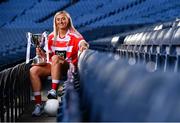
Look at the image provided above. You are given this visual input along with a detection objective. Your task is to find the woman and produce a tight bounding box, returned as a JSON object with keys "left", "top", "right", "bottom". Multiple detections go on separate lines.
{"left": 30, "top": 11, "right": 89, "bottom": 116}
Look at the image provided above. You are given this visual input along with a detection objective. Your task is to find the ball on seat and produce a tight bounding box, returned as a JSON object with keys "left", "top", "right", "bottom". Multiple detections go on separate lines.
{"left": 44, "top": 99, "right": 59, "bottom": 116}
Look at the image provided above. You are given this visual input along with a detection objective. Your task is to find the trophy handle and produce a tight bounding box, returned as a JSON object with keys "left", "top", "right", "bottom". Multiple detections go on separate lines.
{"left": 43, "top": 31, "right": 49, "bottom": 63}
{"left": 26, "top": 32, "right": 32, "bottom": 64}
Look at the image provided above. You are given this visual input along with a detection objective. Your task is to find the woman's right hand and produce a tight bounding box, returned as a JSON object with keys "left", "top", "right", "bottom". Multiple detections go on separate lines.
{"left": 36, "top": 47, "right": 45, "bottom": 58}
{"left": 36, "top": 47, "right": 41, "bottom": 55}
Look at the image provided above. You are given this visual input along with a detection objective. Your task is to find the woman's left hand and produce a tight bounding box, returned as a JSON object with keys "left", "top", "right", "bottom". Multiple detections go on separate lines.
{"left": 79, "top": 40, "right": 89, "bottom": 52}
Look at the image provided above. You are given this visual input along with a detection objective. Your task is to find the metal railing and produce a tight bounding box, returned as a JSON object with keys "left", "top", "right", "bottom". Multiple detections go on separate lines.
{"left": 0, "top": 62, "right": 31, "bottom": 122}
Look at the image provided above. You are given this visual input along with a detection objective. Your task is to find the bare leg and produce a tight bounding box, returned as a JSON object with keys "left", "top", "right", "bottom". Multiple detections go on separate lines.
{"left": 51, "top": 55, "right": 62, "bottom": 80}
{"left": 51, "top": 55, "right": 69, "bottom": 82}
{"left": 30, "top": 63, "right": 52, "bottom": 116}
{"left": 48, "top": 55, "right": 69, "bottom": 99}
{"left": 30, "top": 64, "right": 51, "bottom": 92}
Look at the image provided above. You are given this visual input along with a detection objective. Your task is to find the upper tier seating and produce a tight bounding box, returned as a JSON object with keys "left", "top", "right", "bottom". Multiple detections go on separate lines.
{"left": 0, "top": 0, "right": 180, "bottom": 66}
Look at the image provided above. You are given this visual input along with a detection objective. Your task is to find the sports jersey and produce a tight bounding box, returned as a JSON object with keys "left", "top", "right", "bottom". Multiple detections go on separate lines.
{"left": 47, "top": 30, "right": 85, "bottom": 66}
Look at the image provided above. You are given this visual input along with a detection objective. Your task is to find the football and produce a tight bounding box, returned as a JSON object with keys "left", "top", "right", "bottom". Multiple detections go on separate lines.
{"left": 44, "top": 99, "right": 59, "bottom": 116}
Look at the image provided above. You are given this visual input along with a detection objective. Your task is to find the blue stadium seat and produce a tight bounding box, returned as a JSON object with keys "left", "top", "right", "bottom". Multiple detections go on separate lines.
{"left": 79, "top": 50, "right": 180, "bottom": 121}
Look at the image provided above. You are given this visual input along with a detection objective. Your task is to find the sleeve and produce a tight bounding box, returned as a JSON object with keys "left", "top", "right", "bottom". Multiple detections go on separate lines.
{"left": 48, "top": 39, "right": 53, "bottom": 53}
{"left": 46, "top": 34, "right": 53, "bottom": 53}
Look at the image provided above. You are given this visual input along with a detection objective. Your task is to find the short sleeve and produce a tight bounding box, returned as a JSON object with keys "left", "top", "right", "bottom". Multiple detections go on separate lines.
{"left": 45, "top": 34, "right": 53, "bottom": 53}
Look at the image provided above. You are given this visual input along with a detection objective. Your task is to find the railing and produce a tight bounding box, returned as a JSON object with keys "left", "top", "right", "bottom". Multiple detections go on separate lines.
{"left": 0, "top": 62, "right": 31, "bottom": 122}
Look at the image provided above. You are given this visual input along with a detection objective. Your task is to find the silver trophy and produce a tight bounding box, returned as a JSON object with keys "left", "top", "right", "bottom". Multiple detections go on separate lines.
{"left": 26, "top": 32, "right": 49, "bottom": 65}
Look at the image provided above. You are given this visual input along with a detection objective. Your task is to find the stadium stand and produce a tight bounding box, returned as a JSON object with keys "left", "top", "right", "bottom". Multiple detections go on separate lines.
{"left": 78, "top": 50, "right": 180, "bottom": 121}
{"left": 0, "top": 0, "right": 179, "bottom": 67}
{"left": 0, "top": 0, "right": 180, "bottom": 122}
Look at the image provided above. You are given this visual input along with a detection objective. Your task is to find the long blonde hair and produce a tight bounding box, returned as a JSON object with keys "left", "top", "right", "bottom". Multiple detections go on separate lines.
{"left": 53, "top": 11, "right": 82, "bottom": 41}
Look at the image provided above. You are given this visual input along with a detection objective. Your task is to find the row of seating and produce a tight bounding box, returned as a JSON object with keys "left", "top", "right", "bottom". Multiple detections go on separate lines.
{"left": 76, "top": 0, "right": 146, "bottom": 31}
{"left": 90, "top": 19, "right": 180, "bottom": 72}
{"left": 0, "top": 28, "right": 43, "bottom": 65}
{"left": 0, "top": 0, "right": 179, "bottom": 67}
{"left": 119, "top": 20, "right": 180, "bottom": 72}
{"left": 78, "top": 49, "right": 180, "bottom": 121}
{"left": 0, "top": 0, "right": 72, "bottom": 66}
{"left": 0, "top": 0, "right": 36, "bottom": 27}
{"left": 78, "top": 0, "right": 180, "bottom": 32}
{"left": 1, "top": 0, "right": 179, "bottom": 31}
{"left": 3, "top": 0, "right": 70, "bottom": 28}
{"left": 57, "top": 65, "right": 81, "bottom": 122}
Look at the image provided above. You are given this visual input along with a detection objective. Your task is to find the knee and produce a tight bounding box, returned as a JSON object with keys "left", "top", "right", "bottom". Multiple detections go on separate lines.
{"left": 30, "top": 66, "right": 41, "bottom": 78}
{"left": 51, "top": 55, "right": 64, "bottom": 65}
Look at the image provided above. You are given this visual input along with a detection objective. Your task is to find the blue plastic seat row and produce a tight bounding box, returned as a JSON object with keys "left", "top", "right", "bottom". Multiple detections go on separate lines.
{"left": 78, "top": 49, "right": 180, "bottom": 121}
{"left": 77, "top": 0, "right": 180, "bottom": 31}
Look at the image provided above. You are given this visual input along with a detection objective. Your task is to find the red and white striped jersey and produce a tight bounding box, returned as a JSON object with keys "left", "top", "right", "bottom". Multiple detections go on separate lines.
{"left": 47, "top": 30, "right": 85, "bottom": 66}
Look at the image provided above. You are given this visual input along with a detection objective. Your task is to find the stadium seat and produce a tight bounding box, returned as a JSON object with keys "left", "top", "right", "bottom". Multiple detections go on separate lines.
{"left": 79, "top": 49, "right": 180, "bottom": 121}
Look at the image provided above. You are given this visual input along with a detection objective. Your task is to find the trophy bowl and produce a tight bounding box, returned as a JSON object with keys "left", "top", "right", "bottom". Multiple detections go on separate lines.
{"left": 31, "top": 34, "right": 46, "bottom": 65}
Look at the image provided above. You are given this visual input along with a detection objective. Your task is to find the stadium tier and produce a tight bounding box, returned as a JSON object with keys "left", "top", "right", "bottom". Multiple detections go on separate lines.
{"left": 0, "top": 0, "right": 180, "bottom": 122}
{"left": 0, "top": 0, "right": 180, "bottom": 67}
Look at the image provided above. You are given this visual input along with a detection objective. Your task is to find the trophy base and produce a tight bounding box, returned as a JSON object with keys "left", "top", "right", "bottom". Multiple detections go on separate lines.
{"left": 32, "top": 56, "right": 46, "bottom": 66}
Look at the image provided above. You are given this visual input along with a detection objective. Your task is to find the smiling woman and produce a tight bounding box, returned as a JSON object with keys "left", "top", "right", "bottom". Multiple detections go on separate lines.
{"left": 56, "top": 13, "right": 69, "bottom": 31}
{"left": 29, "top": 10, "right": 89, "bottom": 117}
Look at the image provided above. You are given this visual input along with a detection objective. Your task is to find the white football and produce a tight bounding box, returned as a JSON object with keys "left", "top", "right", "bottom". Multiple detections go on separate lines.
{"left": 44, "top": 99, "right": 59, "bottom": 116}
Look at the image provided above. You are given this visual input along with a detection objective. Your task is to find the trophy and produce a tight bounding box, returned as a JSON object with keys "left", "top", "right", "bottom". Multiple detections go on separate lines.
{"left": 26, "top": 31, "right": 49, "bottom": 65}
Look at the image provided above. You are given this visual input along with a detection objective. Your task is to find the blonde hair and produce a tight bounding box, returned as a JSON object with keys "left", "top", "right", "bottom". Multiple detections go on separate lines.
{"left": 53, "top": 10, "right": 82, "bottom": 41}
